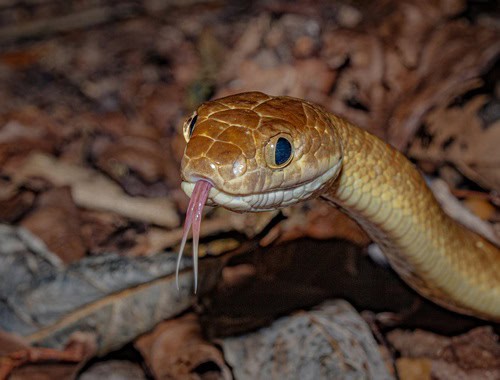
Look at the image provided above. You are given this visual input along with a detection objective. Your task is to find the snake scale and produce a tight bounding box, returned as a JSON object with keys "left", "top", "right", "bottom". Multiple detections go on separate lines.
{"left": 177, "top": 92, "right": 500, "bottom": 321}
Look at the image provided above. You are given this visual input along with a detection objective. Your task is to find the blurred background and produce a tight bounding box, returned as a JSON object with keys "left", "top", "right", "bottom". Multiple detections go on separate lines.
{"left": 0, "top": 1, "right": 499, "bottom": 379}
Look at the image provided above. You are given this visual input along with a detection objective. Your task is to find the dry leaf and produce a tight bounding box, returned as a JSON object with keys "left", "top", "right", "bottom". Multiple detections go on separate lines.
{"left": 429, "top": 179, "right": 500, "bottom": 245}
{"left": 262, "top": 199, "right": 370, "bottom": 247}
{"left": 410, "top": 96, "right": 500, "bottom": 192}
{"left": 0, "top": 108, "right": 58, "bottom": 167}
{"left": 0, "top": 331, "right": 96, "bottom": 380}
{"left": 388, "top": 327, "right": 500, "bottom": 379}
{"left": 462, "top": 197, "right": 495, "bottom": 221}
{"left": 135, "top": 313, "right": 232, "bottom": 380}
{"left": 79, "top": 210, "right": 128, "bottom": 255}
{"left": 21, "top": 187, "right": 86, "bottom": 264}
{"left": 321, "top": 1, "right": 499, "bottom": 148}
{"left": 395, "top": 358, "right": 432, "bottom": 380}
{"left": 0, "top": 224, "right": 211, "bottom": 356}
{"left": 10, "top": 153, "right": 179, "bottom": 228}
{"left": 0, "top": 190, "right": 34, "bottom": 223}
{"left": 92, "top": 135, "right": 169, "bottom": 186}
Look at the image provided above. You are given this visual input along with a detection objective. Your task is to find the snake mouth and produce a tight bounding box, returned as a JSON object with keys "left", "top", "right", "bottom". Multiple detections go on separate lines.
{"left": 181, "top": 160, "right": 341, "bottom": 212}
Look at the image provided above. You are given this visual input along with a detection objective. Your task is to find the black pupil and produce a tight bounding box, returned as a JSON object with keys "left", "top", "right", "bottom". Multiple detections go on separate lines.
{"left": 275, "top": 137, "right": 292, "bottom": 165}
{"left": 189, "top": 114, "right": 198, "bottom": 136}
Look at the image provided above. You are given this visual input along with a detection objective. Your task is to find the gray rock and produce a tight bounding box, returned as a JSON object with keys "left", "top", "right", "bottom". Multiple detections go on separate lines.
{"left": 222, "top": 300, "right": 393, "bottom": 380}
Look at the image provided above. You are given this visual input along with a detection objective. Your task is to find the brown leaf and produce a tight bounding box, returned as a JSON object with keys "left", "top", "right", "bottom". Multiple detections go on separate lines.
{"left": 410, "top": 96, "right": 500, "bottom": 192}
{"left": 89, "top": 112, "right": 182, "bottom": 195}
{"left": 21, "top": 187, "right": 86, "bottom": 264}
{"left": 441, "top": 327, "right": 500, "bottom": 370}
{"left": 431, "top": 360, "right": 500, "bottom": 380}
{"left": 79, "top": 210, "right": 128, "bottom": 255}
{"left": 374, "top": 0, "right": 465, "bottom": 69}
{"left": 388, "top": 20, "right": 500, "bottom": 148}
{"left": 0, "top": 107, "right": 59, "bottom": 167}
{"left": 319, "top": 1, "right": 499, "bottom": 148}
{"left": 387, "top": 329, "right": 451, "bottom": 358}
{"left": 428, "top": 179, "right": 500, "bottom": 245}
{"left": 0, "top": 331, "right": 96, "bottom": 380}
{"left": 462, "top": 197, "right": 496, "bottom": 221}
{"left": 323, "top": 30, "right": 388, "bottom": 137}
{"left": 0, "top": 190, "right": 34, "bottom": 223}
{"left": 219, "top": 57, "right": 335, "bottom": 105}
{"left": 0, "top": 47, "right": 44, "bottom": 69}
{"left": 261, "top": 199, "right": 370, "bottom": 247}
{"left": 388, "top": 327, "right": 500, "bottom": 379}
{"left": 0, "top": 331, "right": 29, "bottom": 356}
{"left": 11, "top": 153, "right": 179, "bottom": 228}
{"left": 135, "top": 313, "right": 232, "bottom": 380}
{"left": 92, "top": 135, "right": 170, "bottom": 187}
{"left": 218, "top": 14, "right": 271, "bottom": 85}
{"left": 395, "top": 358, "right": 432, "bottom": 380}
{"left": 139, "top": 84, "right": 186, "bottom": 133}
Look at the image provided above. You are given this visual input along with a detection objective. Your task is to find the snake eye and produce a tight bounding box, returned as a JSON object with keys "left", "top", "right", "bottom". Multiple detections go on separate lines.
{"left": 183, "top": 113, "right": 198, "bottom": 142}
{"left": 265, "top": 134, "right": 294, "bottom": 169}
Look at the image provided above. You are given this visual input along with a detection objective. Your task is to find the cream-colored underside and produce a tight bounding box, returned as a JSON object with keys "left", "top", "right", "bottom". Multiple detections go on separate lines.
{"left": 182, "top": 160, "right": 342, "bottom": 212}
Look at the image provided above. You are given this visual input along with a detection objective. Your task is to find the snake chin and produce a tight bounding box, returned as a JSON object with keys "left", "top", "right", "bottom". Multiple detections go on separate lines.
{"left": 181, "top": 160, "right": 342, "bottom": 212}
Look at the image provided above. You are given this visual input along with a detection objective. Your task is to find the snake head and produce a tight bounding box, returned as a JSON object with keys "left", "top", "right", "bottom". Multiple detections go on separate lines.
{"left": 180, "top": 92, "right": 343, "bottom": 212}
{"left": 177, "top": 92, "right": 343, "bottom": 292}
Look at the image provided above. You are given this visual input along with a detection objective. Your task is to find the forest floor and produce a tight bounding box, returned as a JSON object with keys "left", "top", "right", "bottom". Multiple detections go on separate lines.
{"left": 0, "top": 1, "right": 499, "bottom": 379}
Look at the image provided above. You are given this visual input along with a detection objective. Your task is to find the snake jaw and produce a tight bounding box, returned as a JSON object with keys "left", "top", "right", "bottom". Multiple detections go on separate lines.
{"left": 181, "top": 159, "right": 342, "bottom": 212}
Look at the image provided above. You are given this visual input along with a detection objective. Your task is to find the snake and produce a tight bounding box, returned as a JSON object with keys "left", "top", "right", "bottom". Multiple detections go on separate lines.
{"left": 176, "top": 91, "right": 500, "bottom": 321}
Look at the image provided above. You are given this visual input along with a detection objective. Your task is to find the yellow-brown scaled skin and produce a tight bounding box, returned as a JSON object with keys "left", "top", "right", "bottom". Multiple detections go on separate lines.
{"left": 180, "top": 92, "right": 500, "bottom": 321}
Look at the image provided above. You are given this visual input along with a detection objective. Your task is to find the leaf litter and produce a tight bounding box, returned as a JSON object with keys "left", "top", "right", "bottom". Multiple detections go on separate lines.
{"left": 0, "top": 0, "right": 499, "bottom": 378}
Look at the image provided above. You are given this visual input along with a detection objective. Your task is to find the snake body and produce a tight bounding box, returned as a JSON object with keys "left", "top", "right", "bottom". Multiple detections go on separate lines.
{"left": 180, "top": 92, "right": 500, "bottom": 321}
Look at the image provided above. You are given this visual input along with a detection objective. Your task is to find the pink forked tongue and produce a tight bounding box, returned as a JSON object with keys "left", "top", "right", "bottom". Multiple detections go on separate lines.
{"left": 176, "top": 180, "right": 212, "bottom": 293}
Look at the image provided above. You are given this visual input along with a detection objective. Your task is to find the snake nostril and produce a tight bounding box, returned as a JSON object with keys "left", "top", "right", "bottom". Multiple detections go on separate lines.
{"left": 232, "top": 156, "right": 247, "bottom": 177}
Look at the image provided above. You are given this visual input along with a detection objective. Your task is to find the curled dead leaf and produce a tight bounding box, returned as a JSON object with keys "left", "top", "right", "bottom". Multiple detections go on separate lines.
{"left": 135, "top": 314, "right": 232, "bottom": 380}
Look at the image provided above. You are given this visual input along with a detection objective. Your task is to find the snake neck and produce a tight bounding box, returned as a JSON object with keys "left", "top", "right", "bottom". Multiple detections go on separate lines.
{"left": 322, "top": 115, "right": 500, "bottom": 321}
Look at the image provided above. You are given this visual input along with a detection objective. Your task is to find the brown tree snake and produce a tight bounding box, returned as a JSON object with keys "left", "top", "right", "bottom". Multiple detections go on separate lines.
{"left": 176, "top": 92, "right": 500, "bottom": 321}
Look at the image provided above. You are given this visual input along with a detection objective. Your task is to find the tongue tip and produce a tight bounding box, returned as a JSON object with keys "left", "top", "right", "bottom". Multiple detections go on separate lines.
{"left": 177, "top": 179, "right": 212, "bottom": 293}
